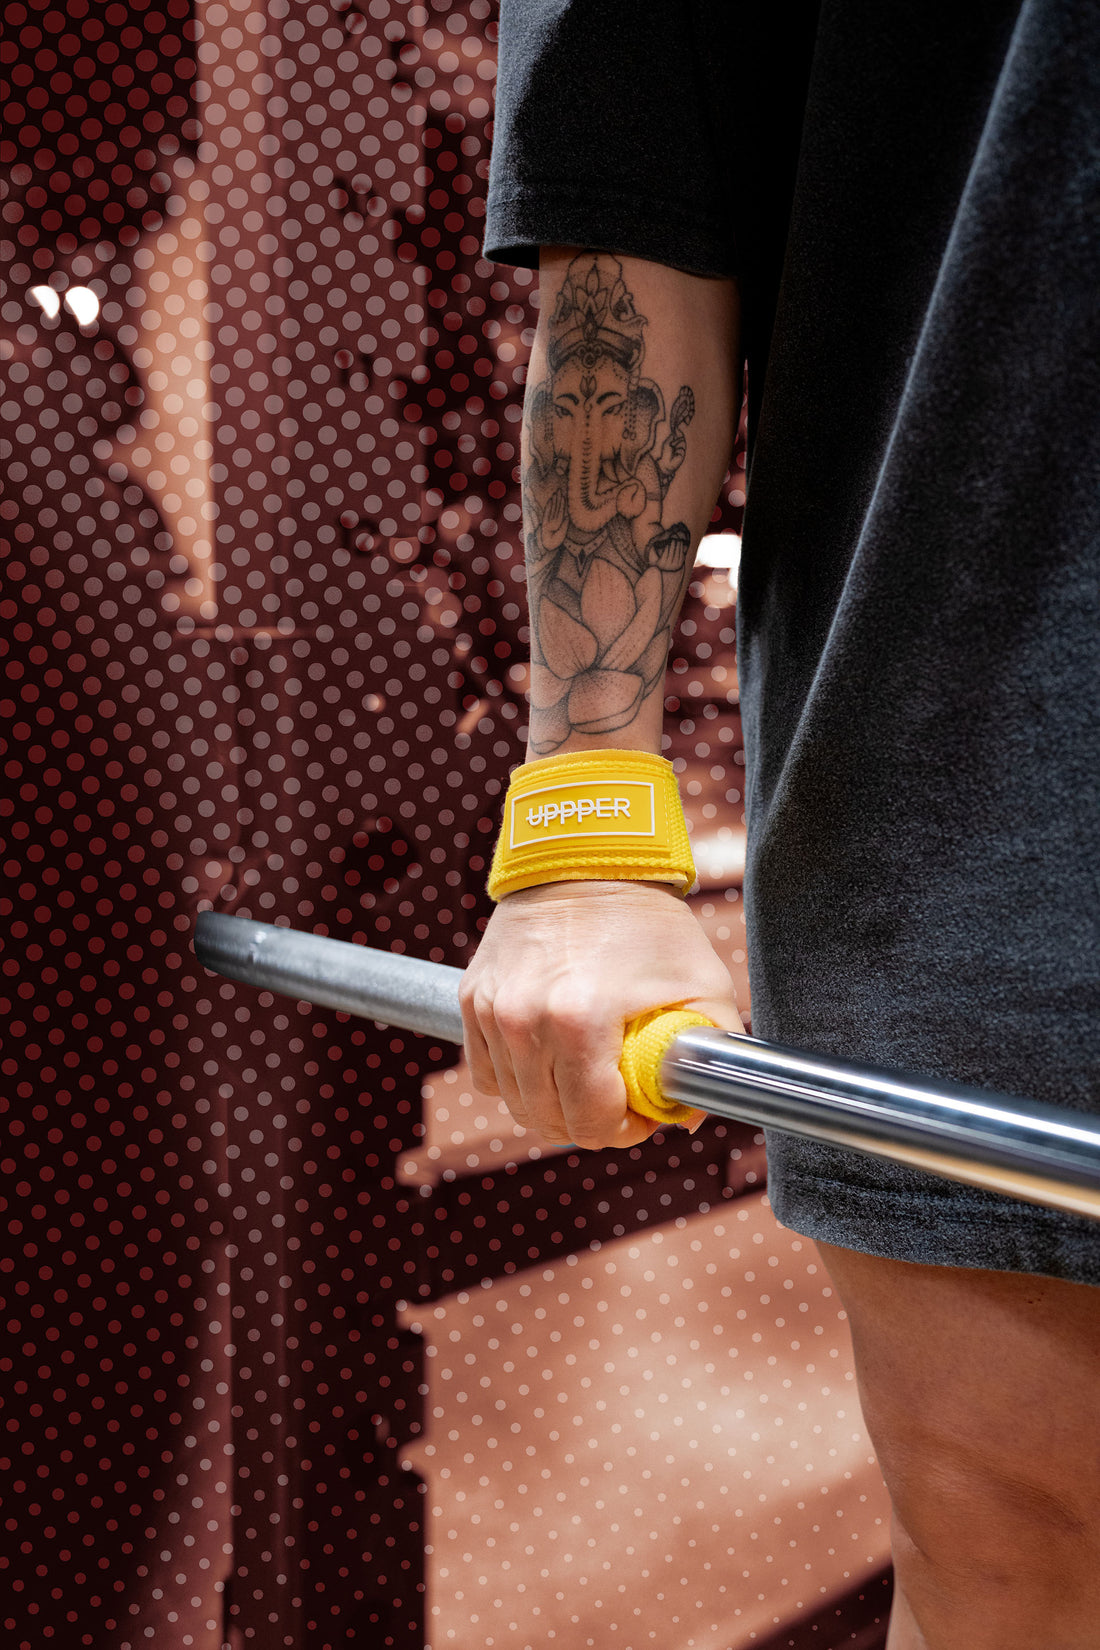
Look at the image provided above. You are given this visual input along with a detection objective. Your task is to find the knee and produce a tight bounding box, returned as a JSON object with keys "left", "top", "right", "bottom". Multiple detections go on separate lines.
{"left": 887, "top": 1452, "right": 1098, "bottom": 1649}
{"left": 893, "top": 1467, "right": 1089, "bottom": 1577}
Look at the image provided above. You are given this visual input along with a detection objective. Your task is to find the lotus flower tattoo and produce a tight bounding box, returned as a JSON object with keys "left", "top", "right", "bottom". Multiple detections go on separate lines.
{"left": 525, "top": 253, "right": 694, "bottom": 752}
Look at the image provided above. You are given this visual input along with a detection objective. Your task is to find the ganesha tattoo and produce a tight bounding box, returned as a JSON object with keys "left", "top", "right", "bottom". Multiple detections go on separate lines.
{"left": 524, "top": 252, "right": 694, "bottom": 753}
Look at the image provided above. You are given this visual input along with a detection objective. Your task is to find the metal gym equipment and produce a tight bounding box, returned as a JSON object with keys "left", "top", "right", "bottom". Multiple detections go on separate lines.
{"left": 194, "top": 911, "right": 1100, "bottom": 1223}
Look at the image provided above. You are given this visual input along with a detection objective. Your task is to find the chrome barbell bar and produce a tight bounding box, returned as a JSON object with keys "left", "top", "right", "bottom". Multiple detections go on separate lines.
{"left": 194, "top": 911, "right": 1100, "bottom": 1223}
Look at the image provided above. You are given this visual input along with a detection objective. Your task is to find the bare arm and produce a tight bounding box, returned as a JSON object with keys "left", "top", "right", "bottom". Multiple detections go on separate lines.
{"left": 523, "top": 248, "right": 739, "bottom": 756}
{"left": 459, "top": 249, "right": 743, "bottom": 1149}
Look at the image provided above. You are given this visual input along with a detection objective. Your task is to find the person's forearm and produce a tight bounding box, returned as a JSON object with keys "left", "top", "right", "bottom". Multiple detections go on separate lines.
{"left": 522, "top": 247, "right": 740, "bottom": 758}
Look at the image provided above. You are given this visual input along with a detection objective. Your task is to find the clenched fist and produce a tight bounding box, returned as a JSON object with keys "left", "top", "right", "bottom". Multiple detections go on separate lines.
{"left": 459, "top": 880, "right": 743, "bottom": 1150}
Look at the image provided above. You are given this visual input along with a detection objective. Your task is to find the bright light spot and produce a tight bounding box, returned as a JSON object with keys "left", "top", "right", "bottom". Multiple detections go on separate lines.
{"left": 693, "top": 827, "right": 747, "bottom": 886}
{"left": 29, "top": 285, "right": 61, "bottom": 318}
{"left": 64, "top": 287, "right": 100, "bottom": 325}
{"left": 696, "top": 533, "right": 741, "bottom": 579}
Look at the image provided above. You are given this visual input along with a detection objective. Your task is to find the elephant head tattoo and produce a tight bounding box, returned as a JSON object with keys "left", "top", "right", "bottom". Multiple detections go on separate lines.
{"left": 524, "top": 253, "right": 695, "bottom": 752}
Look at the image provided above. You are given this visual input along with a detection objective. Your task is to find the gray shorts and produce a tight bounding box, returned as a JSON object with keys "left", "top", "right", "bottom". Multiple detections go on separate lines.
{"left": 765, "top": 1131, "right": 1100, "bottom": 1287}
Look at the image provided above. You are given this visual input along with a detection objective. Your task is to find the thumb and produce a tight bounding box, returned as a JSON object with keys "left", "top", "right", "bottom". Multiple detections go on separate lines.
{"left": 629, "top": 993, "right": 744, "bottom": 1135}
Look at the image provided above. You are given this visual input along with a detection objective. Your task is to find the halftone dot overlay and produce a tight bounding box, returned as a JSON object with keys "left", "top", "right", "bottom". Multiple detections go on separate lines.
{"left": 1, "top": 4, "right": 884, "bottom": 1648}
{"left": 400, "top": 1206, "right": 889, "bottom": 1649}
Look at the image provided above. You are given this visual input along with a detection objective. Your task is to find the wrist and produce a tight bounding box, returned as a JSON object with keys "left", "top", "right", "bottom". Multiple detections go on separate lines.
{"left": 487, "top": 747, "right": 695, "bottom": 902}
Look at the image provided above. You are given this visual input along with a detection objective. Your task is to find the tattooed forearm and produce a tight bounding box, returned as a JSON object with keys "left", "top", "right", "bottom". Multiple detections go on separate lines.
{"left": 524, "top": 252, "right": 695, "bottom": 754}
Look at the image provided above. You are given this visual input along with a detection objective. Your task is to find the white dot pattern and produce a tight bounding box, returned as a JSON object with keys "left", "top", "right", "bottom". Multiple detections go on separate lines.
{"left": 399, "top": 1199, "right": 891, "bottom": 1648}
{"left": 0, "top": 0, "right": 879, "bottom": 1645}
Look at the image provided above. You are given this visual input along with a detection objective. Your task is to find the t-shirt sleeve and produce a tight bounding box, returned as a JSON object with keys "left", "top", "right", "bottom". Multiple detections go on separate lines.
{"left": 485, "top": 0, "right": 739, "bottom": 278}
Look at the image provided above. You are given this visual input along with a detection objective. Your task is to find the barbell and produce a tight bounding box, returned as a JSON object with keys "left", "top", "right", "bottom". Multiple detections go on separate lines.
{"left": 194, "top": 911, "right": 1100, "bottom": 1224}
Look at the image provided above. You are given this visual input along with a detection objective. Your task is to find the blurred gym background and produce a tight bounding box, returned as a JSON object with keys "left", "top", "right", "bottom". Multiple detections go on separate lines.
{"left": 0, "top": 1, "right": 892, "bottom": 1644}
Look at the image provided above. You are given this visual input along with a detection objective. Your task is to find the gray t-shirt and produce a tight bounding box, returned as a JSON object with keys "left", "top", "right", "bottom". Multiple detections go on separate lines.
{"left": 484, "top": 0, "right": 1100, "bottom": 1282}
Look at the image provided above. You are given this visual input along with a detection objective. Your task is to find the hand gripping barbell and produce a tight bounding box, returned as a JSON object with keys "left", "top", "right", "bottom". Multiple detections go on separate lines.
{"left": 194, "top": 912, "right": 1100, "bottom": 1223}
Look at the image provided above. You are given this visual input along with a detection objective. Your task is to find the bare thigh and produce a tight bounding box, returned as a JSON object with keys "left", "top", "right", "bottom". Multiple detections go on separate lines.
{"left": 815, "top": 1240, "right": 1100, "bottom": 1650}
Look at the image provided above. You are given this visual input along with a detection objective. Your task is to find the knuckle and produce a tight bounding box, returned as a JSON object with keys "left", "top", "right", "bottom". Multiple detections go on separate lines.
{"left": 469, "top": 986, "right": 500, "bottom": 1027}
{"left": 469, "top": 1057, "right": 500, "bottom": 1097}
{"left": 493, "top": 992, "right": 536, "bottom": 1039}
{"left": 458, "top": 980, "right": 493, "bottom": 1030}
{"left": 457, "top": 974, "right": 477, "bottom": 1012}
{"left": 568, "top": 1129, "right": 608, "bottom": 1152}
{"left": 544, "top": 986, "right": 593, "bottom": 1038}
{"left": 540, "top": 1128, "right": 574, "bottom": 1147}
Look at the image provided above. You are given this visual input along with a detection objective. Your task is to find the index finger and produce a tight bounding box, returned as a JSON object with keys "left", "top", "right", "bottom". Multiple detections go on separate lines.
{"left": 550, "top": 1016, "right": 663, "bottom": 1151}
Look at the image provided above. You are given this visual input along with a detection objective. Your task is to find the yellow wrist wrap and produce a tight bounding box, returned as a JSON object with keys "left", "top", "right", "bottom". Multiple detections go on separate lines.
{"left": 619, "top": 1007, "right": 716, "bottom": 1125}
{"left": 487, "top": 748, "right": 696, "bottom": 902}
